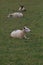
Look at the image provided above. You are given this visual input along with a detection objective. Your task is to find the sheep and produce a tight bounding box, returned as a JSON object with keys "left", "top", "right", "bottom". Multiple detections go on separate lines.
{"left": 18, "top": 5, "right": 26, "bottom": 12}
{"left": 7, "top": 12, "right": 23, "bottom": 18}
{"left": 10, "top": 26, "right": 31, "bottom": 39}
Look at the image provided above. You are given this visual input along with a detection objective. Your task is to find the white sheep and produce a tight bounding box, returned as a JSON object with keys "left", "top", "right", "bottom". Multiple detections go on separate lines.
{"left": 10, "top": 26, "right": 31, "bottom": 39}
{"left": 7, "top": 12, "right": 23, "bottom": 18}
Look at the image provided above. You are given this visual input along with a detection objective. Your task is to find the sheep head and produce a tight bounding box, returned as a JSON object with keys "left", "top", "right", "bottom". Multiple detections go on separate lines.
{"left": 23, "top": 26, "right": 31, "bottom": 32}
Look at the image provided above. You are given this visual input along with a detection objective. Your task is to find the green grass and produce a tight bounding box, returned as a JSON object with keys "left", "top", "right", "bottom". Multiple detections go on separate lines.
{"left": 0, "top": 0, "right": 43, "bottom": 65}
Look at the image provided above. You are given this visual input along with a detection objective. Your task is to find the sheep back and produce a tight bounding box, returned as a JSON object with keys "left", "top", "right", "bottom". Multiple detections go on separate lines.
{"left": 10, "top": 30, "right": 25, "bottom": 38}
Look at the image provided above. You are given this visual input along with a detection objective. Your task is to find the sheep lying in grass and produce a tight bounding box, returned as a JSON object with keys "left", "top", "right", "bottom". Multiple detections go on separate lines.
{"left": 18, "top": 5, "right": 26, "bottom": 12}
{"left": 7, "top": 12, "right": 23, "bottom": 18}
{"left": 10, "top": 26, "right": 31, "bottom": 39}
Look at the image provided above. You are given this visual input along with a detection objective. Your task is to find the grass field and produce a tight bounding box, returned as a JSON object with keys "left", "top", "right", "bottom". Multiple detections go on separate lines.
{"left": 0, "top": 0, "right": 43, "bottom": 65}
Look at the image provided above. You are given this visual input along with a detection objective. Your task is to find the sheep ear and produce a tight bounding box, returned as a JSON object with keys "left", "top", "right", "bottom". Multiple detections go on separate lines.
{"left": 24, "top": 27, "right": 25, "bottom": 29}
{"left": 23, "top": 26, "right": 26, "bottom": 29}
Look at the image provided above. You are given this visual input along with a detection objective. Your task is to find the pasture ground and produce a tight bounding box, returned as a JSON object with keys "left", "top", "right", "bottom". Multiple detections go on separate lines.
{"left": 0, "top": 0, "right": 43, "bottom": 65}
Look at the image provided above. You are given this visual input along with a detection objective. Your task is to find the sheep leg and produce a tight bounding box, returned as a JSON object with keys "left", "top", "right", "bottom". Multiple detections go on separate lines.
{"left": 24, "top": 35, "right": 29, "bottom": 39}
